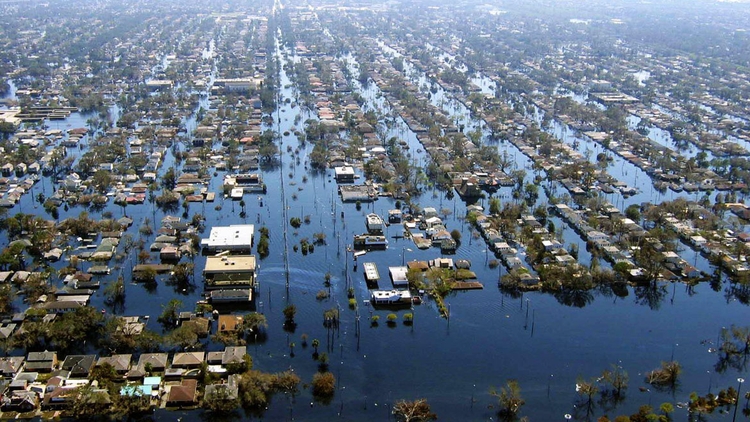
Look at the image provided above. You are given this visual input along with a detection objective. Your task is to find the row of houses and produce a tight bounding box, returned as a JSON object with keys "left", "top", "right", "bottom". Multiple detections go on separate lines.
{"left": 0, "top": 346, "right": 248, "bottom": 412}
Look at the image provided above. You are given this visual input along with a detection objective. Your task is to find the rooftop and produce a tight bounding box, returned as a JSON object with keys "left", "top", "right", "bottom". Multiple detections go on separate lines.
{"left": 201, "top": 224, "right": 254, "bottom": 251}
{"left": 204, "top": 255, "right": 256, "bottom": 274}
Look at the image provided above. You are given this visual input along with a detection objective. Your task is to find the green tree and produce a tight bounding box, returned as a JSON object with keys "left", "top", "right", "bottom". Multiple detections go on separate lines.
{"left": 89, "top": 362, "right": 120, "bottom": 390}
{"left": 312, "top": 338, "right": 320, "bottom": 354}
{"left": 113, "top": 391, "right": 151, "bottom": 418}
{"left": 91, "top": 170, "right": 112, "bottom": 193}
{"left": 625, "top": 204, "right": 641, "bottom": 222}
{"left": 169, "top": 263, "right": 194, "bottom": 287}
{"left": 283, "top": 304, "right": 297, "bottom": 323}
{"left": 489, "top": 197, "right": 501, "bottom": 215}
{"left": 166, "top": 324, "right": 200, "bottom": 350}
{"left": 69, "top": 384, "right": 111, "bottom": 419}
{"left": 48, "top": 306, "right": 105, "bottom": 351}
{"left": 104, "top": 276, "right": 125, "bottom": 306}
{"left": 157, "top": 299, "right": 182, "bottom": 329}
{"left": 203, "top": 384, "right": 240, "bottom": 414}
{"left": 243, "top": 312, "right": 268, "bottom": 334}
{"left": 659, "top": 402, "right": 674, "bottom": 419}
{"left": 161, "top": 166, "right": 177, "bottom": 190}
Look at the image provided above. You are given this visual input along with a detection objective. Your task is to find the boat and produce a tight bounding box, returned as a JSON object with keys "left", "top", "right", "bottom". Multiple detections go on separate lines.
{"left": 370, "top": 289, "right": 412, "bottom": 305}
{"left": 366, "top": 213, "right": 385, "bottom": 234}
{"left": 353, "top": 234, "right": 388, "bottom": 250}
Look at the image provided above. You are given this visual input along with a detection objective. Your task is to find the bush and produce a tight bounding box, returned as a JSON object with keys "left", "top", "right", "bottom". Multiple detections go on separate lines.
{"left": 312, "top": 372, "right": 336, "bottom": 398}
{"left": 290, "top": 217, "right": 302, "bottom": 228}
{"left": 386, "top": 313, "right": 397, "bottom": 324}
{"left": 257, "top": 236, "right": 270, "bottom": 258}
{"left": 348, "top": 298, "right": 357, "bottom": 309}
{"left": 316, "top": 290, "right": 330, "bottom": 300}
{"left": 646, "top": 361, "right": 681, "bottom": 387}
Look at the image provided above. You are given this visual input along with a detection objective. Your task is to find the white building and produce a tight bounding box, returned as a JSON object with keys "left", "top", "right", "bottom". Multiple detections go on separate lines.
{"left": 388, "top": 266, "right": 409, "bottom": 287}
{"left": 201, "top": 225, "right": 255, "bottom": 252}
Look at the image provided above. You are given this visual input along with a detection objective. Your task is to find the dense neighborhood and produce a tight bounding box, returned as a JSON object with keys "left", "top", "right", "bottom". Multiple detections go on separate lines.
{"left": 0, "top": 0, "right": 749, "bottom": 420}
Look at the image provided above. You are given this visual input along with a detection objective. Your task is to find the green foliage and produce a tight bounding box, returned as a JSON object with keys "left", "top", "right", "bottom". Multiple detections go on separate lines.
{"left": 169, "top": 263, "right": 194, "bottom": 287}
{"left": 257, "top": 226, "right": 270, "bottom": 258}
{"left": 68, "top": 384, "right": 111, "bottom": 419}
{"left": 625, "top": 204, "right": 642, "bottom": 222}
{"left": 203, "top": 383, "right": 240, "bottom": 414}
{"left": 157, "top": 299, "right": 183, "bottom": 329}
{"left": 46, "top": 306, "right": 105, "bottom": 351}
{"left": 226, "top": 354, "right": 253, "bottom": 375}
{"left": 112, "top": 391, "right": 151, "bottom": 418}
{"left": 238, "top": 369, "right": 301, "bottom": 409}
{"left": 490, "top": 198, "right": 501, "bottom": 214}
{"left": 166, "top": 324, "right": 200, "bottom": 350}
{"left": 323, "top": 307, "right": 339, "bottom": 323}
{"left": 243, "top": 312, "right": 268, "bottom": 333}
{"left": 104, "top": 276, "right": 125, "bottom": 306}
{"left": 89, "top": 363, "right": 121, "bottom": 390}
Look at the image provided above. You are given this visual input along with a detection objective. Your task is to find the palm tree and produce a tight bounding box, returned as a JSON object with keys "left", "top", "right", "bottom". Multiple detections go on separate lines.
{"left": 312, "top": 339, "right": 320, "bottom": 355}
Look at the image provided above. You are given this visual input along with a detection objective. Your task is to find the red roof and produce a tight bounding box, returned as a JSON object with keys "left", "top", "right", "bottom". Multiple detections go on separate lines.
{"left": 168, "top": 379, "right": 197, "bottom": 404}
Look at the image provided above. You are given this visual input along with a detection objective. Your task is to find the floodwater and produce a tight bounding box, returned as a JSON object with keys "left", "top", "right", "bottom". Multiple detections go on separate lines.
{"left": 2, "top": 28, "right": 749, "bottom": 422}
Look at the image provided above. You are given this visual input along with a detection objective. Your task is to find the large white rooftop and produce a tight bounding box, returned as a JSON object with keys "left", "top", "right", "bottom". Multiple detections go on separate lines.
{"left": 201, "top": 224, "right": 254, "bottom": 251}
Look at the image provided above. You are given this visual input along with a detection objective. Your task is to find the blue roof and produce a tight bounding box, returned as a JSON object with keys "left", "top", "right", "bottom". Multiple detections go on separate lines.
{"left": 143, "top": 376, "right": 161, "bottom": 386}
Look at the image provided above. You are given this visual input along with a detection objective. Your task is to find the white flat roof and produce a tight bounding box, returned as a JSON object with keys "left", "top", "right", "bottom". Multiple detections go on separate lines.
{"left": 201, "top": 225, "right": 254, "bottom": 250}
{"left": 204, "top": 255, "right": 256, "bottom": 273}
{"left": 334, "top": 166, "right": 355, "bottom": 176}
{"left": 389, "top": 266, "right": 408, "bottom": 285}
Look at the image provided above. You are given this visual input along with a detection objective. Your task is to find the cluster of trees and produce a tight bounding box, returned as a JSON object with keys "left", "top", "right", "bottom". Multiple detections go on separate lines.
{"left": 4, "top": 306, "right": 105, "bottom": 353}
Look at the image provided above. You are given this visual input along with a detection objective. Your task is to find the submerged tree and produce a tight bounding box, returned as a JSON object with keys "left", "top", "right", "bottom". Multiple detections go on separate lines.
{"left": 715, "top": 325, "right": 750, "bottom": 373}
{"left": 645, "top": 361, "right": 682, "bottom": 390}
{"left": 311, "top": 372, "right": 336, "bottom": 402}
{"left": 490, "top": 379, "right": 525, "bottom": 420}
{"left": 393, "top": 399, "right": 438, "bottom": 422}
{"left": 157, "top": 299, "right": 182, "bottom": 329}
{"left": 599, "top": 364, "right": 628, "bottom": 410}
